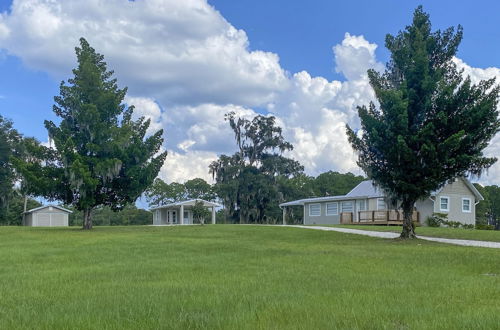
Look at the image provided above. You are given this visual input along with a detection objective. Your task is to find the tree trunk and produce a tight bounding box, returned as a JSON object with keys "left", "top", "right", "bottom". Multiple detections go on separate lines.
{"left": 239, "top": 209, "right": 245, "bottom": 224}
{"left": 22, "top": 194, "right": 28, "bottom": 225}
{"left": 400, "top": 200, "right": 416, "bottom": 239}
{"left": 83, "top": 208, "right": 93, "bottom": 230}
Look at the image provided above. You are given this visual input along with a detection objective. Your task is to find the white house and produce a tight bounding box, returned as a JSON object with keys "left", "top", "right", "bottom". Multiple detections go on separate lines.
{"left": 280, "top": 177, "right": 483, "bottom": 226}
{"left": 23, "top": 205, "right": 72, "bottom": 227}
{"left": 151, "top": 199, "right": 220, "bottom": 225}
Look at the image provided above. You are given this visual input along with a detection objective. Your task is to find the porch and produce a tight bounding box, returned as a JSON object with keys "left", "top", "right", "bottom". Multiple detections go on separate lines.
{"left": 340, "top": 210, "right": 420, "bottom": 225}
{"left": 151, "top": 199, "right": 220, "bottom": 225}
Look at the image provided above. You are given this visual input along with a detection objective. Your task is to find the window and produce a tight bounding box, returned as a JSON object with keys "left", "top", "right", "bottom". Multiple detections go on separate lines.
{"left": 341, "top": 201, "right": 353, "bottom": 213}
{"left": 462, "top": 198, "right": 471, "bottom": 213}
{"left": 309, "top": 204, "right": 321, "bottom": 216}
{"left": 357, "top": 200, "right": 366, "bottom": 211}
{"left": 326, "top": 202, "right": 338, "bottom": 216}
{"left": 439, "top": 196, "right": 449, "bottom": 212}
{"left": 377, "top": 198, "right": 386, "bottom": 210}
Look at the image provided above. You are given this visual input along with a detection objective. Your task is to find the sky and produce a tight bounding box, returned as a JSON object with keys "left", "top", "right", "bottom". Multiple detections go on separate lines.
{"left": 0, "top": 0, "right": 499, "bottom": 189}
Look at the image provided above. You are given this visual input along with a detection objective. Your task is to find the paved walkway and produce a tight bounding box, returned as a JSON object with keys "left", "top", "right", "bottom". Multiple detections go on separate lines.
{"left": 286, "top": 225, "right": 500, "bottom": 249}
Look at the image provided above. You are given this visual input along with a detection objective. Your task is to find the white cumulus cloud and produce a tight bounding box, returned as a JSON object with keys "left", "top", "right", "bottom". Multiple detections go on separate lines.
{"left": 0, "top": 0, "right": 498, "bottom": 187}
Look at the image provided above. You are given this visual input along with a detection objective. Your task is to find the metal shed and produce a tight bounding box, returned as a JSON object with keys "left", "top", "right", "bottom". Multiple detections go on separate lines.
{"left": 23, "top": 205, "right": 72, "bottom": 227}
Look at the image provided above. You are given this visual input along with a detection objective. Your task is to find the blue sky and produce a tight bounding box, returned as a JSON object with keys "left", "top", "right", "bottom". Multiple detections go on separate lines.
{"left": 210, "top": 0, "right": 500, "bottom": 77}
{"left": 0, "top": 0, "right": 499, "bottom": 187}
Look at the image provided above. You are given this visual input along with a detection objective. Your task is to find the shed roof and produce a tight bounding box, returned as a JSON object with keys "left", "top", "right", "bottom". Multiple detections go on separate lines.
{"left": 24, "top": 205, "right": 73, "bottom": 214}
{"left": 150, "top": 199, "right": 221, "bottom": 210}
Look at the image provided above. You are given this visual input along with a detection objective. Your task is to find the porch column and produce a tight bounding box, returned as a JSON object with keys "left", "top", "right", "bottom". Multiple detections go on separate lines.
{"left": 282, "top": 207, "right": 286, "bottom": 225}
{"left": 211, "top": 206, "right": 216, "bottom": 224}
{"left": 180, "top": 205, "right": 184, "bottom": 225}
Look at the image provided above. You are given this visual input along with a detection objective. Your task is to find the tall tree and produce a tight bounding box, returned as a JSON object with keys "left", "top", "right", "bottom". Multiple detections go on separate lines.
{"left": 347, "top": 7, "right": 499, "bottom": 238}
{"left": 15, "top": 38, "right": 167, "bottom": 229}
{"left": 0, "top": 115, "right": 23, "bottom": 221}
{"left": 210, "top": 112, "right": 303, "bottom": 223}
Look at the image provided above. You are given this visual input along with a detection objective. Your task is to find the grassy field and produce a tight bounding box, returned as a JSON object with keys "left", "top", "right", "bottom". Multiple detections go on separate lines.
{"left": 1, "top": 225, "right": 499, "bottom": 329}
{"left": 332, "top": 224, "right": 500, "bottom": 242}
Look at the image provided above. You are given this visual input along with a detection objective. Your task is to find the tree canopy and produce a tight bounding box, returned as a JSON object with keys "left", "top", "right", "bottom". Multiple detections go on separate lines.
{"left": 145, "top": 177, "right": 215, "bottom": 207}
{"left": 347, "top": 6, "right": 500, "bottom": 238}
{"left": 14, "top": 38, "right": 167, "bottom": 229}
{"left": 0, "top": 115, "right": 21, "bottom": 220}
{"left": 210, "top": 112, "right": 304, "bottom": 223}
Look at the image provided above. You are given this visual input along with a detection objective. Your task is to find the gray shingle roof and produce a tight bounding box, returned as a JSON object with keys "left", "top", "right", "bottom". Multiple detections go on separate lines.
{"left": 345, "top": 180, "right": 384, "bottom": 198}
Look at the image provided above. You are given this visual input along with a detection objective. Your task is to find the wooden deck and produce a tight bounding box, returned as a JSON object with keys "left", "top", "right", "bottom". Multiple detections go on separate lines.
{"left": 340, "top": 210, "right": 419, "bottom": 225}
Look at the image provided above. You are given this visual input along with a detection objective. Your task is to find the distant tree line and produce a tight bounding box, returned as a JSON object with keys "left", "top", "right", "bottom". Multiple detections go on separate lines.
{"left": 475, "top": 184, "right": 500, "bottom": 228}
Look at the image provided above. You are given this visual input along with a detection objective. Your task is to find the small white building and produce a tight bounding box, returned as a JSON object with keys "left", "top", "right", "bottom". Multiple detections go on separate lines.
{"left": 151, "top": 199, "right": 220, "bottom": 225}
{"left": 23, "top": 205, "right": 72, "bottom": 227}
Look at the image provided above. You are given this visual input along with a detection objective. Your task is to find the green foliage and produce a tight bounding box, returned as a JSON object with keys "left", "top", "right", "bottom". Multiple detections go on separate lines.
{"left": 425, "top": 213, "right": 446, "bottom": 227}
{"left": 210, "top": 112, "right": 304, "bottom": 223}
{"left": 145, "top": 177, "right": 215, "bottom": 207}
{"left": 68, "top": 205, "right": 151, "bottom": 226}
{"left": 0, "top": 115, "right": 23, "bottom": 220}
{"left": 0, "top": 195, "right": 41, "bottom": 225}
{"left": 475, "top": 223, "right": 495, "bottom": 231}
{"left": 425, "top": 212, "right": 477, "bottom": 229}
{"left": 191, "top": 201, "right": 211, "bottom": 225}
{"left": 346, "top": 6, "right": 500, "bottom": 238}
{"left": 14, "top": 38, "right": 167, "bottom": 229}
{"left": 474, "top": 183, "right": 500, "bottom": 228}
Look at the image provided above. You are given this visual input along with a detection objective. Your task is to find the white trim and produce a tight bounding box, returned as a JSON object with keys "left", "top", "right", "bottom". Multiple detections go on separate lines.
{"left": 439, "top": 196, "right": 449, "bottom": 212}
{"left": 376, "top": 198, "right": 386, "bottom": 210}
{"left": 462, "top": 198, "right": 472, "bottom": 213}
{"left": 326, "top": 202, "right": 339, "bottom": 216}
{"left": 150, "top": 199, "right": 221, "bottom": 210}
{"left": 356, "top": 199, "right": 367, "bottom": 211}
{"left": 341, "top": 201, "right": 353, "bottom": 213}
{"left": 24, "top": 205, "right": 72, "bottom": 214}
{"left": 309, "top": 203, "right": 321, "bottom": 217}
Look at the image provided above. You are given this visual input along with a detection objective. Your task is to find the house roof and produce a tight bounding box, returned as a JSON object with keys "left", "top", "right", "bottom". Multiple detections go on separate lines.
{"left": 279, "top": 177, "right": 483, "bottom": 207}
{"left": 279, "top": 180, "right": 378, "bottom": 207}
{"left": 150, "top": 199, "right": 221, "bottom": 210}
{"left": 345, "top": 180, "right": 385, "bottom": 198}
{"left": 24, "top": 205, "right": 73, "bottom": 214}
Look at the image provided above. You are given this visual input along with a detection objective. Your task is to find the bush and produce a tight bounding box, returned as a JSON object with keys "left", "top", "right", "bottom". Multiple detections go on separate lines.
{"left": 426, "top": 213, "right": 448, "bottom": 227}
{"left": 475, "top": 224, "right": 495, "bottom": 230}
{"left": 425, "top": 213, "right": 474, "bottom": 229}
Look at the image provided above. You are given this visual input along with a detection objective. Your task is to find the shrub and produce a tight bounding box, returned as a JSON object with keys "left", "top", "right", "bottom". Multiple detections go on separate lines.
{"left": 443, "top": 220, "right": 462, "bottom": 228}
{"left": 476, "top": 224, "right": 495, "bottom": 230}
{"left": 461, "top": 224, "right": 475, "bottom": 230}
{"left": 426, "top": 213, "right": 448, "bottom": 227}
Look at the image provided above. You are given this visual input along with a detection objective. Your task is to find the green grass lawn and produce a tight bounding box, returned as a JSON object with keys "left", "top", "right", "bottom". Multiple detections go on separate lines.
{"left": 1, "top": 225, "right": 499, "bottom": 329}
{"left": 331, "top": 224, "right": 500, "bottom": 242}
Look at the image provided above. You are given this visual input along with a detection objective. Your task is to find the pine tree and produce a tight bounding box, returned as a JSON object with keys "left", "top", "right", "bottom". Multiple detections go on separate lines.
{"left": 16, "top": 38, "right": 167, "bottom": 229}
{"left": 347, "top": 7, "right": 499, "bottom": 238}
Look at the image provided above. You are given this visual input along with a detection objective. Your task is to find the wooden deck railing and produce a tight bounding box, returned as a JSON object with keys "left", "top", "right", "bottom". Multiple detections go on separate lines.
{"left": 341, "top": 210, "right": 419, "bottom": 225}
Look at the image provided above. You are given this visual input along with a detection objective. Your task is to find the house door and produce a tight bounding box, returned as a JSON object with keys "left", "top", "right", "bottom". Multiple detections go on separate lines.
{"left": 183, "top": 211, "right": 189, "bottom": 224}
{"left": 171, "top": 211, "right": 177, "bottom": 224}
{"left": 356, "top": 200, "right": 367, "bottom": 222}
